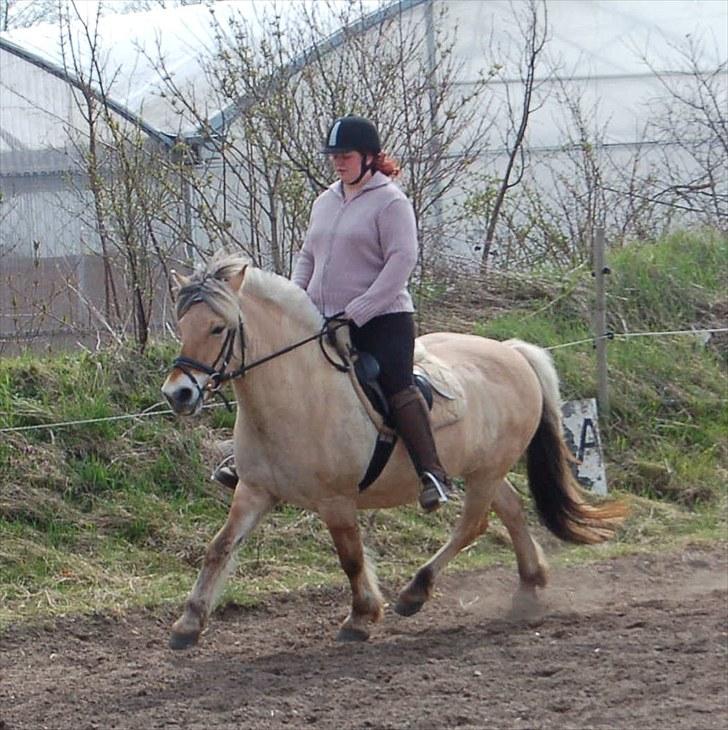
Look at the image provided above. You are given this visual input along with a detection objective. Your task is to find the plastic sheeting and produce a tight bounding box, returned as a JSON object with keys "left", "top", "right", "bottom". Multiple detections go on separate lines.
{"left": 0, "top": 0, "right": 388, "bottom": 155}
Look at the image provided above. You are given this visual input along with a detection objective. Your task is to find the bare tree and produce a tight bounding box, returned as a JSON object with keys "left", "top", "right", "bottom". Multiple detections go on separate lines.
{"left": 509, "top": 79, "right": 611, "bottom": 267}
{"left": 640, "top": 34, "right": 727, "bottom": 229}
{"left": 604, "top": 130, "right": 677, "bottom": 244}
{"left": 111, "top": 0, "right": 203, "bottom": 12}
{"left": 0, "top": 0, "right": 203, "bottom": 31}
{"left": 0, "top": 0, "right": 59, "bottom": 31}
{"left": 478, "top": 0, "right": 549, "bottom": 270}
{"left": 462, "top": 18, "right": 726, "bottom": 271}
{"left": 486, "top": 83, "right": 674, "bottom": 268}
{"left": 58, "top": 0, "right": 183, "bottom": 350}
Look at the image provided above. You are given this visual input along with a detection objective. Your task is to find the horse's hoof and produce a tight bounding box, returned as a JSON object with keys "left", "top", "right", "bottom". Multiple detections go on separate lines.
{"left": 508, "top": 589, "right": 545, "bottom": 625}
{"left": 394, "top": 598, "right": 424, "bottom": 617}
{"left": 336, "top": 626, "right": 369, "bottom": 642}
{"left": 169, "top": 631, "right": 199, "bottom": 650}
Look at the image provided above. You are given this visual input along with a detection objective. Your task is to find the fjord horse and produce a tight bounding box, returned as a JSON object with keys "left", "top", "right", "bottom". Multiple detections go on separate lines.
{"left": 161, "top": 254, "right": 626, "bottom": 649}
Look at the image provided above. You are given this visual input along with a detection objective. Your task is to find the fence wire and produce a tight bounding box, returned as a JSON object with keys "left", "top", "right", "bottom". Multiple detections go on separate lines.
{"left": 546, "top": 327, "right": 728, "bottom": 351}
{"left": 1, "top": 326, "right": 725, "bottom": 435}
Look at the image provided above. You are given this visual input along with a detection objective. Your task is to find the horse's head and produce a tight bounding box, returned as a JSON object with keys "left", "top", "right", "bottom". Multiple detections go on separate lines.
{"left": 162, "top": 256, "right": 248, "bottom": 416}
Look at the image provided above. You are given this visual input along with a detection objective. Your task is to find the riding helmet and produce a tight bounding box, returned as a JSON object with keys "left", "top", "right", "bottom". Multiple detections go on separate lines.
{"left": 322, "top": 115, "right": 381, "bottom": 155}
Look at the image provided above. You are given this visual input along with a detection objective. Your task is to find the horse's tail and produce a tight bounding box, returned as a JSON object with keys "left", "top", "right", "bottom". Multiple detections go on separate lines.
{"left": 506, "top": 339, "right": 628, "bottom": 544}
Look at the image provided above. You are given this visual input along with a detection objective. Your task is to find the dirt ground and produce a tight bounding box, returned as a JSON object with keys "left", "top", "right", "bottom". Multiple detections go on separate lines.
{"left": 1, "top": 546, "right": 726, "bottom": 730}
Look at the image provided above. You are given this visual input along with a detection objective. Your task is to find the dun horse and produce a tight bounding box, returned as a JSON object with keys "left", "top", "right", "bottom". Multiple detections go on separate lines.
{"left": 162, "top": 254, "right": 626, "bottom": 649}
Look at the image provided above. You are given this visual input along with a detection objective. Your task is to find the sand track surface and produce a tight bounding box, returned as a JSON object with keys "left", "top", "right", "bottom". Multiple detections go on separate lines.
{"left": 2, "top": 546, "right": 726, "bottom": 730}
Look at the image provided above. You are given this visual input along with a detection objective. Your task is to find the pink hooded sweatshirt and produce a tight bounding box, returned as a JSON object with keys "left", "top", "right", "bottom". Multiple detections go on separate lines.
{"left": 291, "top": 171, "right": 418, "bottom": 327}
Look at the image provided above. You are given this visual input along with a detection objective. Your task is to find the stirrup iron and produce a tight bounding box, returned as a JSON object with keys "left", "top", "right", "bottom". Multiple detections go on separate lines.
{"left": 212, "top": 454, "right": 238, "bottom": 489}
{"left": 419, "top": 471, "right": 449, "bottom": 512}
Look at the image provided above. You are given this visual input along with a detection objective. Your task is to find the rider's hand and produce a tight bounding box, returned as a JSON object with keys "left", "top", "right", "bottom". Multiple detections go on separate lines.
{"left": 324, "top": 312, "right": 349, "bottom": 347}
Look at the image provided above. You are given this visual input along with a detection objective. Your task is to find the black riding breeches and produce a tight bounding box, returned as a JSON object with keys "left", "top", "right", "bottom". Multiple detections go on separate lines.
{"left": 349, "top": 312, "right": 415, "bottom": 398}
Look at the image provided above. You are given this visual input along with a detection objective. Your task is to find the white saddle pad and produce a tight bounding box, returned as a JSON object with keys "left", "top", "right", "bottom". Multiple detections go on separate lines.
{"left": 414, "top": 340, "right": 466, "bottom": 430}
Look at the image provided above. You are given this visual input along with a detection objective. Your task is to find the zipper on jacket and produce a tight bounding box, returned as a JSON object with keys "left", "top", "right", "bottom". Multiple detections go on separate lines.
{"left": 318, "top": 179, "right": 387, "bottom": 315}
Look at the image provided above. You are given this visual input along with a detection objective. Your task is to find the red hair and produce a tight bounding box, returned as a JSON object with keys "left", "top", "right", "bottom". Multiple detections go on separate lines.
{"left": 372, "top": 152, "right": 400, "bottom": 178}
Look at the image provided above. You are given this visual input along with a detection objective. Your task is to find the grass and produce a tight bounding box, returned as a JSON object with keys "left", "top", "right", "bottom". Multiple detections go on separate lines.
{"left": 1, "top": 228, "right": 726, "bottom": 628}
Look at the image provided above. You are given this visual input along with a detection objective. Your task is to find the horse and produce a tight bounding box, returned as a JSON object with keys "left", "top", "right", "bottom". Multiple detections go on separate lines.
{"left": 161, "top": 253, "right": 627, "bottom": 649}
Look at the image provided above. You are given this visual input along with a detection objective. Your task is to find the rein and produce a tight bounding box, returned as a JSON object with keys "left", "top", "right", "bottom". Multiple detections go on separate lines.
{"left": 171, "top": 311, "right": 349, "bottom": 409}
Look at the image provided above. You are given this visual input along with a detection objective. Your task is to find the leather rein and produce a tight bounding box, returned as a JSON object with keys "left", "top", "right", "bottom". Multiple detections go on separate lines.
{"left": 171, "top": 307, "right": 349, "bottom": 409}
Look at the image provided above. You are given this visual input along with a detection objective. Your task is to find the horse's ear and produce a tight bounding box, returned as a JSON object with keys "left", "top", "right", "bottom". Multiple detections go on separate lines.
{"left": 170, "top": 269, "right": 190, "bottom": 299}
{"left": 224, "top": 265, "right": 247, "bottom": 294}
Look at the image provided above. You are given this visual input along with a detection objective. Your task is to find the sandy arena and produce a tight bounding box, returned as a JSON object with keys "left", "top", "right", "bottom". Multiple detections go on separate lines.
{"left": 1, "top": 546, "right": 726, "bottom": 730}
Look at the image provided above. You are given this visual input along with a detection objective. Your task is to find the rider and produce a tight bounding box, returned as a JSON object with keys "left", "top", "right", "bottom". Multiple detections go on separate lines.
{"left": 290, "top": 114, "right": 452, "bottom": 512}
{"left": 214, "top": 115, "right": 452, "bottom": 512}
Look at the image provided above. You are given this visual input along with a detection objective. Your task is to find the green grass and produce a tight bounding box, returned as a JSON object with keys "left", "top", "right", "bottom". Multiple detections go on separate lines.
{"left": 608, "top": 228, "right": 726, "bottom": 329}
{"left": 1, "top": 228, "right": 726, "bottom": 628}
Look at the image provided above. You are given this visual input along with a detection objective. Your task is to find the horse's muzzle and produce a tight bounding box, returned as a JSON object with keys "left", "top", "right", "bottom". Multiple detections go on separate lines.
{"left": 162, "top": 376, "right": 204, "bottom": 416}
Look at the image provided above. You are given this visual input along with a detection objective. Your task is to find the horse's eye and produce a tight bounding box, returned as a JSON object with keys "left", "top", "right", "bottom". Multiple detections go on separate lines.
{"left": 211, "top": 325, "right": 226, "bottom": 336}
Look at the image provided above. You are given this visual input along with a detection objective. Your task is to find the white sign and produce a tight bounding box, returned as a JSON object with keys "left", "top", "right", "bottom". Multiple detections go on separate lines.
{"left": 561, "top": 398, "right": 607, "bottom": 495}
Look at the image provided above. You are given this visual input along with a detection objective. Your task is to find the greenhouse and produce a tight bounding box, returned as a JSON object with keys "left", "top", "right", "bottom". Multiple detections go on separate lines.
{"left": 0, "top": 0, "right": 725, "bottom": 348}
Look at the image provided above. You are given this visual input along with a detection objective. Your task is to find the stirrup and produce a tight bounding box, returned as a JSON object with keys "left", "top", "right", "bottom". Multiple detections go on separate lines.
{"left": 419, "top": 471, "right": 450, "bottom": 512}
{"left": 211, "top": 454, "right": 238, "bottom": 489}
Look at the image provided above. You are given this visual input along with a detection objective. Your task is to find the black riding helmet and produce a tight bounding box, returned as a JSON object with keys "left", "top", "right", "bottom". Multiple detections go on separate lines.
{"left": 322, "top": 115, "right": 382, "bottom": 155}
{"left": 322, "top": 115, "right": 381, "bottom": 184}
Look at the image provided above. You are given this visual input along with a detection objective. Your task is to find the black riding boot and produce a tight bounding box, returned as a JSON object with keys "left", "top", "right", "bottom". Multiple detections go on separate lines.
{"left": 389, "top": 385, "right": 452, "bottom": 512}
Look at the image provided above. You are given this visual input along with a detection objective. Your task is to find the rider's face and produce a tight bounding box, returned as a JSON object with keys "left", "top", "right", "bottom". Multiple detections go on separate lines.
{"left": 330, "top": 151, "right": 369, "bottom": 185}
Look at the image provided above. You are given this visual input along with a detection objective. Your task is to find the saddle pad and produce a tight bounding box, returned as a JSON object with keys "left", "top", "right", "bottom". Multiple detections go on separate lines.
{"left": 413, "top": 341, "right": 466, "bottom": 430}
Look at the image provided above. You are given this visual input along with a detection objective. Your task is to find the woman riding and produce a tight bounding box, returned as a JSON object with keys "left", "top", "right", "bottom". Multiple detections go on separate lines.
{"left": 290, "top": 114, "right": 452, "bottom": 512}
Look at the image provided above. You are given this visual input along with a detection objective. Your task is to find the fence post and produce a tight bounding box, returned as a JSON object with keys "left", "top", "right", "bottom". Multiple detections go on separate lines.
{"left": 593, "top": 226, "right": 610, "bottom": 415}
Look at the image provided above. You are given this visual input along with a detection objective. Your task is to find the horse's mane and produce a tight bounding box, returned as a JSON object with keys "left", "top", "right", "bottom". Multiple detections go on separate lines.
{"left": 244, "top": 267, "right": 323, "bottom": 329}
{"left": 176, "top": 253, "right": 248, "bottom": 324}
{"left": 176, "top": 252, "right": 322, "bottom": 330}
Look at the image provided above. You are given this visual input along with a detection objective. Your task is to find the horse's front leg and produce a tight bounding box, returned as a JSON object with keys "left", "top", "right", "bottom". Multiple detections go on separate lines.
{"left": 319, "top": 499, "right": 384, "bottom": 642}
{"left": 170, "top": 481, "right": 274, "bottom": 650}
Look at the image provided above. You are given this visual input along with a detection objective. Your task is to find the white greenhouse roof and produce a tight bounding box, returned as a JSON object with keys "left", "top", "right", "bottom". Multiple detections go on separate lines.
{"left": 0, "top": 0, "right": 725, "bottom": 164}
{"left": 0, "top": 0, "right": 395, "bottom": 144}
{"left": 454, "top": 0, "right": 727, "bottom": 79}
{"left": 547, "top": 0, "right": 726, "bottom": 76}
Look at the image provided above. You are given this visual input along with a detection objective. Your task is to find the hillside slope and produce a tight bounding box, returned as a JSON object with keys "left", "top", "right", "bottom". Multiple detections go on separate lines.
{"left": 1, "top": 229, "right": 725, "bottom": 626}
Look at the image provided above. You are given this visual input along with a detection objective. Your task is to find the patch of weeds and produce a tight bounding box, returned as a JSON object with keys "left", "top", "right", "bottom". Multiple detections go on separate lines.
{"left": 67, "top": 454, "right": 123, "bottom": 495}
{"left": 207, "top": 403, "right": 237, "bottom": 429}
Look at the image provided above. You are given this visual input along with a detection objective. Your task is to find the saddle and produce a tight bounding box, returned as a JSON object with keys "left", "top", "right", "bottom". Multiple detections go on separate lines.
{"left": 354, "top": 351, "right": 433, "bottom": 427}
{"left": 346, "top": 339, "right": 466, "bottom": 491}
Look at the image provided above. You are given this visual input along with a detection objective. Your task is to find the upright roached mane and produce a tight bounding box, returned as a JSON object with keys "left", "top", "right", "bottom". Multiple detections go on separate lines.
{"left": 161, "top": 259, "right": 628, "bottom": 651}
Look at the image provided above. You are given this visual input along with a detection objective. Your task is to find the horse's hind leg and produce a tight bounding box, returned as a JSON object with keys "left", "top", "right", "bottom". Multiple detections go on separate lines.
{"left": 395, "top": 475, "right": 548, "bottom": 620}
{"left": 319, "top": 499, "right": 384, "bottom": 642}
{"left": 169, "top": 481, "right": 274, "bottom": 650}
{"left": 395, "top": 473, "right": 495, "bottom": 617}
{"left": 490, "top": 478, "right": 549, "bottom": 617}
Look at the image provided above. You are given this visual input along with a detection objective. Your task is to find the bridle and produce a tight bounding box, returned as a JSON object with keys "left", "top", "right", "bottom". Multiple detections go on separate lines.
{"left": 171, "top": 305, "right": 349, "bottom": 409}
{"left": 172, "top": 315, "right": 247, "bottom": 405}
